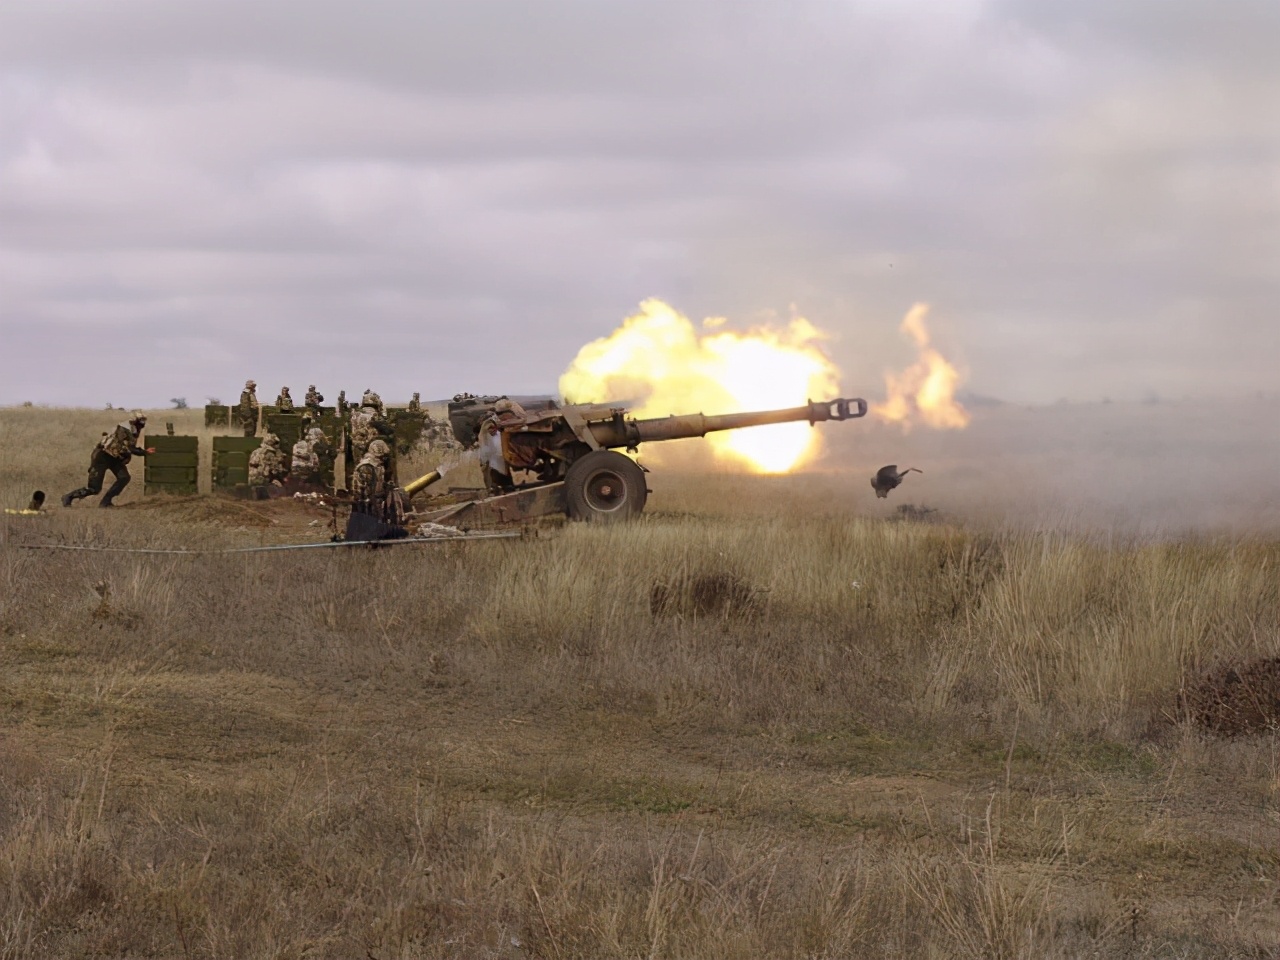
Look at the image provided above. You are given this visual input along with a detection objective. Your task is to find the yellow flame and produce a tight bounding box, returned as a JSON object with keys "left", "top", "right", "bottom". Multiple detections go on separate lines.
{"left": 873, "top": 303, "right": 969, "bottom": 430}
{"left": 560, "top": 299, "right": 840, "bottom": 473}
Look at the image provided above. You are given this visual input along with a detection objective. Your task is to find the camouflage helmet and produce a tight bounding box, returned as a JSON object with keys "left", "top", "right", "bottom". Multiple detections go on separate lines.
{"left": 129, "top": 410, "right": 147, "bottom": 427}
{"left": 280, "top": 385, "right": 291, "bottom": 394}
{"left": 367, "top": 439, "right": 391, "bottom": 460}
{"left": 245, "top": 379, "right": 256, "bottom": 389}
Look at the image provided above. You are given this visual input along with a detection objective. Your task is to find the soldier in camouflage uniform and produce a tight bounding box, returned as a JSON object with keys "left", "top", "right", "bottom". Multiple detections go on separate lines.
{"left": 350, "top": 439, "right": 402, "bottom": 524}
{"left": 237, "top": 380, "right": 260, "bottom": 437}
{"left": 407, "top": 392, "right": 422, "bottom": 414}
{"left": 336, "top": 390, "right": 348, "bottom": 415}
{"left": 290, "top": 435, "right": 319, "bottom": 486}
{"left": 62, "top": 412, "right": 154, "bottom": 508}
{"left": 304, "top": 385, "right": 324, "bottom": 416}
{"left": 275, "top": 386, "right": 294, "bottom": 411}
{"left": 348, "top": 400, "right": 393, "bottom": 463}
{"left": 290, "top": 427, "right": 330, "bottom": 487}
{"left": 247, "top": 433, "right": 289, "bottom": 487}
{"left": 361, "top": 389, "right": 387, "bottom": 419}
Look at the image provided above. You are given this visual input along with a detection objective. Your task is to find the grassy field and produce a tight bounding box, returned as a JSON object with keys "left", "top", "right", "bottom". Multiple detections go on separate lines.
{"left": 1, "top": 405, "right": 1278, "bottom": 958}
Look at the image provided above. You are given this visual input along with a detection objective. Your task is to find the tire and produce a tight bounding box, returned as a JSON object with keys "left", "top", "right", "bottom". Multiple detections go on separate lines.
{"left": 563, "top": 450, "right": 647, "bottom": 523}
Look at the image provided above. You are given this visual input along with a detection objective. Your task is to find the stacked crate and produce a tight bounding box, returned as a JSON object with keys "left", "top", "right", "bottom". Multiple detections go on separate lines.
{"left": 212, "top": 437, "right": 261, "bottom": 488}
{"left": 144, "top": 436, "right": 199, "bottom": 495}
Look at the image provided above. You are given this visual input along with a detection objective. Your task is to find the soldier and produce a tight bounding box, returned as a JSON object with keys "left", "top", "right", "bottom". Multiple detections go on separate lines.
{"left": 350, "top": 438, "right": 402, "bottom": 524}
{"left": 407, "top": 392, "right": 422, "bottom": 414}
{"left": 237, "top": 380, "right": 260, "bottom": 437}
{"left": 304, "top": 384, "right": 324, "bottom": 416}
{"left": 348, "top": 398, "right": 394, "bottom": 463}
{"left": 247, "top": 433, "right": 289, "bottom": 487}
{"left": 276, "top": 386, "right": 294, "bottom": 411}
{"left": 336, "top": 390, "right": 348, "bottom": 416}
{"left": 361, "top": 389, "right": 387, "bottom": 419}
{"left": 62, "top": 412, "right": 155, "bottom": 508}
{"left": 476, "top": 399, "right": 525, "bottom": 495}
{"left": 291, "top": 428, "right": 322, "bottom": 486}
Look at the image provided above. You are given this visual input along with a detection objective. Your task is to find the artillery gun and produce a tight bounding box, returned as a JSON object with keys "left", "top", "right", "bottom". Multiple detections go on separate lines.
{"left": 396, "top": 396, "right": 868, "bottom": 529}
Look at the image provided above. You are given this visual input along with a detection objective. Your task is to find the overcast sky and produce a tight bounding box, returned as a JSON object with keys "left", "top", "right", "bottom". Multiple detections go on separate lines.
{"left": 2, "top": 0, "right": 1277, "bottom": 407}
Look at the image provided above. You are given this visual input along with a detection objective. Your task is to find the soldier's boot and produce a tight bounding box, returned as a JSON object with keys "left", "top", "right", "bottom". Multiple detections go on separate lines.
{"left": 100, "top": 470, "right": 131, "bottom": 507}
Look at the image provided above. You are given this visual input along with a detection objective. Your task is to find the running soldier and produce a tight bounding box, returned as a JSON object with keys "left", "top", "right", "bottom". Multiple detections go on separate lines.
{"left": 247, "top": 433, "right": 289, "bottom": 487}
{"left": 62, "top": 412, "right": 155, "bottom": 508}
{"left": 237, "top": 380, "right": 260, "bottom": 436}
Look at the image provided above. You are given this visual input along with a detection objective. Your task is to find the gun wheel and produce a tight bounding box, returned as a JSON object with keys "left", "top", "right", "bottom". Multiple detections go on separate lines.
{"left": 564, "top": 450, "right": 647, "bottom": 523}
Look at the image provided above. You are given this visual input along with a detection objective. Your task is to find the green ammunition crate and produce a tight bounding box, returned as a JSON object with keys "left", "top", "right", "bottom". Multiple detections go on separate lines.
{"left": 213, "top": 436, "right": 261, "bottom": 488}
{"left": 145, "top": 436, "right": 199, "bottom": 495}
{"left": 204, "top": 404, "right": 231, "bottom": 427}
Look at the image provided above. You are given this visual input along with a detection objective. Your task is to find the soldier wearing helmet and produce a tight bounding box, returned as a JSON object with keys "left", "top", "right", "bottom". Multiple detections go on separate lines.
{"left": 275, "top": 386, "right": 294, "bottom": 412}
{"left": 406, "top": 392, "right": 422, "bottom": 414}
{"left": 304, "top": 384, "right": 324, "bottom": 416}
{"left": 360, "top": 389, "right": 387, "bottom": 419}
{"left": 237, "top": 380, "right": 260, "bottom": 437}
{"left": 247, "top": 432, "right": 289, "bottom": 487}
{"left": 291, "top": 426, "right": 331, "bottom": 487}
{"left": 348, "top": 394, "right": 394, "bottom": 463}
{"left": 350, "top": 438, "right": 401, "bottom": 523}
{"left": 62, "top": 412, "right": 155, "bottom": 508}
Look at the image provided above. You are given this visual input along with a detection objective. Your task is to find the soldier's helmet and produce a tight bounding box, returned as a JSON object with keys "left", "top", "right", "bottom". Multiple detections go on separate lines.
{"left": 367, "top": 439, "right": 391, "bottom": 461}
{"left": 307, "top": 427, "right": 325, "bottom": 441}
{"left": 281, "top": 386, "right": 291, "bottom": 395}
{"left": 308, "top": 384, "right": 316, "bottom": 389}
{"left": 412, "top": 392, "right": 420, "bottom": 400}
{"left": 246, "top": 380, "right": 256, "bottom": 389}
{"left": 129, "top": 411, "right": 147, "bottom": 427}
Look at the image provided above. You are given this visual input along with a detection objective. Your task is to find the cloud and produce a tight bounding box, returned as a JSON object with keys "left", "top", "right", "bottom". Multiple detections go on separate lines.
{"left": 0, "top": 0, "right": 1276, "bottom": 406}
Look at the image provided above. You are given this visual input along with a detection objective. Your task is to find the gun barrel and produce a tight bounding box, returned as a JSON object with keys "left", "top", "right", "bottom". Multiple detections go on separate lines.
{"left": 587, "top": 398, "right": 867, "bottom": 448}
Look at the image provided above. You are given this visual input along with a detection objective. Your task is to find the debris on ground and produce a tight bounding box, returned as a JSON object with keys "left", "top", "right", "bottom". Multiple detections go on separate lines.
{"left": 414, "top": 522, "right": 465, "bottom": 538}
{"left": 1183, "top": 657, "right": 1280, "bottom": 735}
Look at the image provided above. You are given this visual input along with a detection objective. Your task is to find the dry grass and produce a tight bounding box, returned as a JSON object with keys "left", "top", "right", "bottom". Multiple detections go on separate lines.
{"left": 1, "top": 405, "right": 1279, "bottom": 958}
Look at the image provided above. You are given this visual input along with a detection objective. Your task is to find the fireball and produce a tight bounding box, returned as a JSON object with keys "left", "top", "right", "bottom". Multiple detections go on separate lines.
{"left": 873, "top": 303, "right": 969, "bottom": 430}
{"left": 559, "top": 300, "right": 840, "bottom": 473}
